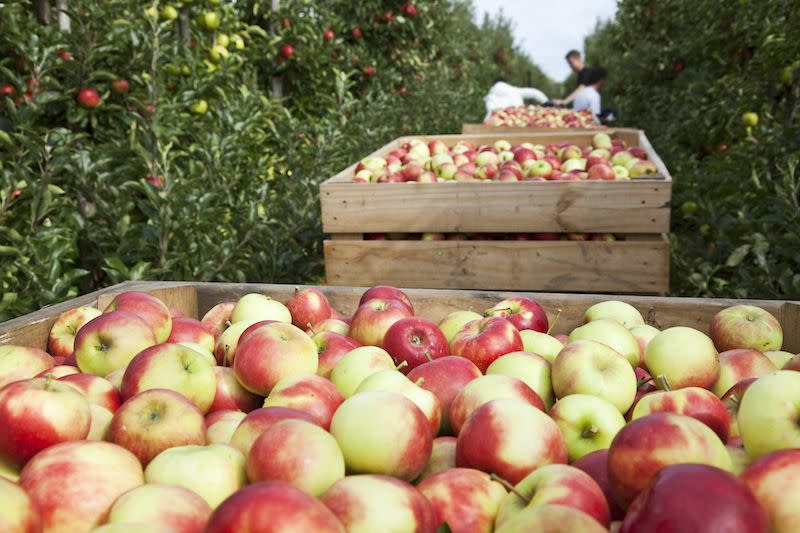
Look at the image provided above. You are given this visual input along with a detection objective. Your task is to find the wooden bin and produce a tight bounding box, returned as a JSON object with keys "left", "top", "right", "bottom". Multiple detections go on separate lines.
{"left": 462, "top": 124, "right": 608, "bottom": 134}
{"left": 1, "top": 281, "right": 797, "bottom": 353}
{"left": 320, "top": 130, "right": 672, "bottom": 294}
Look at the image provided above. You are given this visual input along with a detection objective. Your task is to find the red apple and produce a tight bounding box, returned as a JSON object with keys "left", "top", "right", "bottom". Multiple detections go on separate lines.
{"left": 208, "top": 366, "right": 262, "bottom": 414}
{"left": 286, "top": 288, "right": 332, "bottom": 330}
{"left": 381, "top": 317, "right": 449, "bottom": 372}
{"left": 359, "top": 285, "right": 414, "bottom": 314}
{"left": 201, "top": 301, "right": 235, "bottom": 340}
{"left": 449, "top": 374, "right": 544, "bottom": 434}
{"left": 572, "top": 449, "right": 625, "bottom": 521}
{"left": 485, "top": 297, "right": 548, "bottom": 333}
{"left": 59, "top": 373, "right": 121, "bottom": 413}
{"left": 631, "top": 386, "right": 731, "bottom": 442}
{"left": 217, "top": 319, "right": 275, "bottom": 366}
{"left": 418, "top": 436, "right": 457, "bottom": 480}
{"left": 74, "top": 311, "right": 157, "bottom": 377}
{"left": 76, "top": 87, "right": 101, "bottom": 108}
{"left": 166, "top": 317, "right": 215, "bottom": 354}
{"left": 450, "top": 317, "right": 523, "bottom": 373}
{"left": 709, "top": 305, "right": 783, "bottom": 352}
{"left": 418, "top": 468, "right": 507, "bottom": 532}
{"left": 48, "top": 306, "right": 102, "bottom": 359}
{"left": 205, "top": 409, "right": 246, "bottom": 444}
{"left": 309, "top": 318, "right": 349, "bottom": 336}
{"left": 0, "top": 345, "right": 54, "bottom": 390}
{"left": 230, "top": 406, "right": 318, "bottom": 457}
{"left": 349, "top": 298, "right": 413, "bottom": 347}
{"left": 35, "top": 365, "right": 79, "bottom": 379}
{"left": 103, "top": 291, "right": 172, "bottom": 343}
{"left": 741, "top": 449, "right": 800, "bottom": 532}
{"left": 263, "top": 373, "right": 344, "bottom": 430}
{"left": 587, "top": 164, "right": 616, "bottom": 180}
{"left": 313, "top": 331, "right": 361, "bottom": 379}
{"left": 712, "top": 348, "right": 777, "bottom": 397}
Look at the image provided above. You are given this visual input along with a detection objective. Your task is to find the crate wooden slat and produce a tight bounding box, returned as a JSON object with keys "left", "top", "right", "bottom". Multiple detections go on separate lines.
{"left": 323, "top": 235, "right": 670, "bottom": 295}
{"left": 462, "top": 124, "right": 607, "bottom": 134}
{"left": 0, "top": 281, "right": 797, "bottom": 353}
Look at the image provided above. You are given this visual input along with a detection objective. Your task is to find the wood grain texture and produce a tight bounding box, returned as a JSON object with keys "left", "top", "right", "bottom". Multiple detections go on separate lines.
{"left": 323, "top": 237, "right": 670, "bottom": 294}
{"left": 462, "top": 124, "right": 605, "bottom": 134}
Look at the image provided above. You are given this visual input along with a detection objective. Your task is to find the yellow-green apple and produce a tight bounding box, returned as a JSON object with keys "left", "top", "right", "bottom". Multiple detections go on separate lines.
{"left": 0, "top": 377, "right": 91, "bottom": 463}
{"left": 485, "top": 297, "right": 548, "bottom": 333}
{"left": 205, "top": 409, "right": 246, "bottom": 444}
{"left": 355, "top": 369, "right": 442, "bottom": 435}
{"left": 568, "top": 319, "right": 640, "bottom": 368}
{"left": 593, "top": 133, "right": 613, "bottom": 150}
{"left": 19, "top": 441, "right": 143, "bottom": 532}
{"left": 628, "top": 324, "right": 660, "bottom": 367}
{"left": 629, "top": 160, "right": 658, "bottom": 178}
{"left": 48, "top": 306, "right": 102, "bottom": 359}
{"left": 0, "top": 345, "right": 54, "bottom": 389}
{"left": 166, "top": 317, "right": 215, "bottom": 354}
{"left": 382, "top": 317, "right": 449, "bottom": 372}
{"left": 450, "top": 317, "right": 523, "bottom": 373}
{"left": 741, "top": 449, "right": 800, "bottom": 533}
{"left": 631, "top": 386, "right": 730, "bottom": 442}
{"left": 621, "top": 464, "right": 768, "bottom": 533}
{"left": 263, "top": 373, "right": 344, "bottom": 430}
{"left": 74, "top": 311, "right": 157, "bottom": 377}
{"left": 712, "top": 348, "right": 777, "bottom": 397}
{"left": 206, "top": 481, "right": 345, "bottom": 533}
{"left": 518, "top": 330, "right": 563, "bottom": 363}
{"left": 230, "top": 293, "right": 292, "bottom": 324}
{"left": 106, "top": 368, "right": 124, "bottom": 391}
{"left": 103, "top": 291, "right": 172, "bottom": 343}
{"left": 438, "top": 310, "right": 483, "bottom": 343}
{"left": 313, "top": 331, "right": 361, "bottom": 379}
{"left": 0, "top": 476, "right": 41, "bottom": 532}
{"left": 572, "top": 449, "right": 625, "bottom": 521}
{"left": 144, "top": 444, "right": 246, "bottom": 508}
{"left": 494, "top": 503, "right": 607, "bottom": 533}
{"left": 106, "top": 483, "right": 212, "bottom": 533}
{"left": 121, "top": 343, "right": 217, "bottom": 413}
{"left": 406, "top": 356, "right": 482, "bottom": 435}
{"left": 59, "top": 373, "right": 121, "bottom": 412}
{"left": 208, "top": 366, "right": 262, "bottom": 414}
{"left": 358, "top": 285, "right": 414, "bottom": 314}
{"left": 418, "top": 436, "right": 457, "bottom": 481}
{"left": 584, "top": 300, "right": 644, "bottom": 328}
{"left": 495, "top": 464, "right": 610, "bottom": 528}
{"left": 709, "top": 305, "right": 783, "bottom": 352}
{"left": 456, "top": 399, "right": 567, "bottom": 484}
{"left": 233, "top": 322, "right": 318, "bottom": 396}
{"left": 35, "top": 364, "right": 79, "bottom": 378}
{"left": 330, "top": 391, "right": 432, "bottom": 481}
{"left": 608, "top": 413, "right": 732, "bottom": 508}
{"left": 286, "top": 287, "right": 332, "bottom": 329}
{"left": 721, "top": 378, "right": 754, "bottom": 441}
{"left": 201, "top": 301, "right": 235, "bottom": 340}
{"left": 449, "top": 375, "right": 544, "bottom": 434}
{"left": 738, "top": 371, "right": 800, "bottom": 457}
{"left": 213, "top": 319, "right": 259, "bottom": 366}
{"left": 88, "top": 404, "right": 114, "bottom": 440}
{"left": 308, "top": 318, "right": 349, "bottom": 337}
{"left": 549, "top": 394, "right": 626, "bottom": 461}
{"left": 246, "top": 419, "right": 345, "bottom": 496}
{"left": 645, "top": 327, "right": 720, "bottom": 390}
{"left": 486, "top": 352, "right": 554, "bottom": 410}
{"left": 321, "top": 475, "right": 434, "bottom": 532}
{"left": 110, "top": 388, "right": 206, "bottom": 465}
{"left": 552, "top": 340, "right": 636, "bottom": 413}
{"left": 329, "top": 346, "right": 395, "bottom": 398}
{"left": 349, "top": 298, "right": 413, "bottom": 347}
{"left": 230, "top": 407, "right": 318, "bottom": 456}
{"left": 418, "top": 468, "right": 507, "bottom": 532}
{"left": 764, "top": 350, "right": 794, "bottom": 368}
{"left": 612, "top": 165, "right": 629, "bottom": 179}
{"left": 783, "top": 353, "right": 800, "bottom": 371}
{"left": 611, "top": 150, "right": 635, "bottom": 167}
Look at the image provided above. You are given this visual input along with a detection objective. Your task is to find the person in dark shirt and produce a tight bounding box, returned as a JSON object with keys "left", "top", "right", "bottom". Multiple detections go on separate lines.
{"left": 553, "top": 50, "right": 591, "bottom": 107}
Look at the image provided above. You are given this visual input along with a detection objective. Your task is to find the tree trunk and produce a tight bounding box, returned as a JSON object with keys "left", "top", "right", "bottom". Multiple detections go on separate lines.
{"left": 56, "top": 0, "right": 70, "bottom": 31}
{"left": 32, "top": 0, "right": 51, "bottom": 25}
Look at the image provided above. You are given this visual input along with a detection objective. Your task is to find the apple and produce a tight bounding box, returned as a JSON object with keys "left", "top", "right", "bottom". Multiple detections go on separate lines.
{"left": 355, "top": 369, "right": 441, "bottom": 435}
{"left": 631, "top": 386, "right": 731, "bottom": 442}
{"left": 178, "top": 342, "right": 216, "bottom": 366}
{"left": 166, "top": 317, "right": 215, "bottom": 354}
{"left": 721, "top": 377, "right": 755, "bottom": 441}
{"left": 629, "top": 160, "right": 658, "bottom": 178}
{"left": 741, "top": 449, "right": 800, "bottom": 533}
{"left": 263, "top": 373, "right": 344, "bottom": 430}
{"left": 36, "top": 364, "right": 79, "bottom": 378}
{"left": 48, "top": 306, "right": 102, "bottom": 359}
{"left": 358, "top": 285, "right": 414, "bottom": 314}
{"left": 349, "top": 298, "right": 413, "bottom": 347}
{"left": 313, "top": 331, "right": 361, "bottom": 378}
{"left": 106, "top": 484, "right": 212, "bottom": 533}
{"left": 231, "top": 293, "right": 292, "bottom": 324}
{"left": 456, "top": 399, "right": 568, "bottom": 485}
{"left": 76, "top": 87, "right": 101, "bottom": 108}
{"left": 476, "top": 151, "right": 500, "bottom": 167}
{"left": 495, "top": 503, "right": 607, "bottom": 532}
{"left": 321, "top": 475, "right": 434, "bottom": 532}
{"left": 561, "top": 158, "right": 587, "bottom": 172}
{"left": 0, "top": 377, "right": 91, "bottom": 463}
{"left": 549, "top": 394, "right": 626, "bottom": 461}
{"left": 611, "top": 150, "right": 635, "bottom": 167}
{"left": 438, "top": 310, "right": 483, "bottom": 343}
{"left": 450, "top": 317, "right": 523, "bottom": 373}
{"left": 0, "top": 345, "right": 54, "bottom": 389}
{"left": 87, "top": 404, "right": 113, "bottom": 441}
{"left": 486, "top": 352, "right": 554, "bottom": 410}
{"left": 357, "top": 157, "right": 387, "bottom": 174}
{"left": 106, "top": 368, "right": 125, "bottom": 391}
{"left": 329, "top": 346, "right": 395, "bottom": 398}
{"left": 309, "top": 318, "right": 349, "bottom": 336}
{"left": 584, "top": 300, "right": 644, "bottom": 328}
{"left": 709, "top": 305, "right": 783, "bottom": 352}
{"left": 230, "top": 406, "right": 318, "bottom": 457}
{"left": 381, "top": 317, "right": 448, "bottom": 372}
{"left": 593, "top": 133, "right": 613, "bottom": 150}
{"left": 612, "top": 165, "right": 629, "bottom": 179}
{"left": 628, "top": 146, "right": 648, "bottom": 159}
{"left": 110, "top": 388, "right": 206, "bottom": 465}
{"left": 418, "top": 468, "right": 507, "bottom": 532}
{"left": 621, "top": 464, "right": 768, "bottom": 533}
{"left": 568, "top": 319, "right": 640, "bottom": 368}
{"left": 0, "top": 476, "right": 41, "bottom": 532}
{"left": 552, "top": 340, "right": 637, "bottom": 413}
{"left": 712, "top": 348, "right": 777, "bottom": 397}
{"left": 526, "top": 160, "right": 553, "bottom": 179}
{"left": 121, "top": 343, "right": 217, "bottom": 413}
{"left": 144, "top": 444, "right": 247, "bottom": 509}
{"left": 20, "top": 441, "right": 144, "bottom": 532}
{"left": 450, "top": 374, "right": 544, "bottom": 434}
{"left": 74, "top": 311, "right": 157, "bottom": 377}
{"left": 764, "top": 350, "right": 794, "bottom": 368}
{"left": 783, "top": 353, "right": 800, "bottom": 371}
{"left": 201, "top": 301, "right": 235, "bottom": 340}
{"left": 518, "top": 330, "right": 563, "bottom": 363}
{"left": 629, "top": 324, "right": 660, "bottom": 367}
{"left": 572, "top": 449, "right": 625, "bottom": 521}
{"left": 561, "top": 145, "right": 583, "bottom": 160}
{"left": 485, "top": 297, "right": 548, "bottom": 333}
{"left": 645, "top": 327, "right": 720, "bottom": 390}
{"left": 418, "top": 436, "right": 457, "bottom": 481}
{"left": 103, "top": 291, "right": 171, "bottom": 343}
{"left": 286, "top": 288, "right": 332, "bottom": 330}
{"left": 207, "top": 366, "right": 261, "bottom": 414}
{"left": 60, "top": 372, "right": 121, "bottom": 412}
{"left": 214, "top": 319, "right": 259, "bottom": 366}
{"left": 608, "top": 413, "right": 732, "bottom": 508}
{"left": 205, "top": 409, "right": 246, "bottom": 444}
{"left": 587, "top": 164, "right": 616, "bottom": 180}
{"left": 738, "top": 371, "right": 800, "bottom": 457}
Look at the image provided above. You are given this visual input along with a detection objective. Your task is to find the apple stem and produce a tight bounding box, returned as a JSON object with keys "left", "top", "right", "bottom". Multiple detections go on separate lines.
{"left": 396, "top": 360, "right": 409, "bottom": 371}
{"left": 486, "top": 307, "right": 513, "bottom": 317}
{"left": 424, "top": 349, "right": 433, "bottom": 362}
{"left": 44, "top": 372, "right": 53, "bottom": 390}
{"left": 490, "top": 473, "right": 531, "bottom": 504}
{"left": 636, "top": 377, "right": 653, "bottom": 388}
{"left": 546, "top": 308, "right": 563, "bottom": 336}
{"left": 307, "top": 323, "right": 316, "bottom": 336}
{"left": 581, "top": 425, "right": 599, "bottom": 438}
{"left": 414, "top": 377, "right": 425, "bottom": 387}
{"left": 656, "top": 374, "right": 671, "bottom": 391}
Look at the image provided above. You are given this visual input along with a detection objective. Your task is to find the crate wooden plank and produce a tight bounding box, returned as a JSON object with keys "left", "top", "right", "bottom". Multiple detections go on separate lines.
{"left": 323, "top": 236, "right": 669, "bottom": 294}
{"left": 462, "top": 124, "right": 606, "bottom": 134}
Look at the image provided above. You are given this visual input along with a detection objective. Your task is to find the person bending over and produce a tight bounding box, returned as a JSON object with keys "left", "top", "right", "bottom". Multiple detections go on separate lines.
{"left": 483, "top": 77, "right": 548, "bottom": 121}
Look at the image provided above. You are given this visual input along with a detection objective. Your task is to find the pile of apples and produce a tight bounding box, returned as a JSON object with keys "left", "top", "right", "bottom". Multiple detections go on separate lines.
{"left": 0, "top": 286, "right": 797, "bottom": 532}
{"left": 485, "top": 105, "right": 598, "bottom": 129}
{"left": 352, "top": 133, "right": 658, "bottom": 183}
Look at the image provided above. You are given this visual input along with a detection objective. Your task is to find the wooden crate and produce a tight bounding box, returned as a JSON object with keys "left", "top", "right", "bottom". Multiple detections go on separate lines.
{"left": 462, "top": 124, "right": 607, "bottom": 134}
{"left": 1, "top": 281, "right": 798, "bottom": 352}
{"left": 319, "top": 129, "right": 671, "bottom": 235}
{"left": 324, "top": 234, "right": 669, "bottom": 295}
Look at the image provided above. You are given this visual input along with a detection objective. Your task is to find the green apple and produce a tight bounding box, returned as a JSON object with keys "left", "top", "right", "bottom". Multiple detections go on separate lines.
{"left": 518, "top": 330, "right": 563, "bottom": 363}
{"left": 214, "top": 319, "right": 258, "bottom": 366}
{"left": 106, "top": 484, "right": 211, "bottom": 531}
{"left": 231, "top": 293, "right": 291, "bottom": 324}
{"left": 330, "top": 346, "right": 395, "bottom": 398}
{"left": 355, "top": 369, "right": 441, "bottom": 435}
{"left": 645, "top": 327, "right": 720, "bottom": 390}
{"left": 486, "top": 352, "right": 554, "bottom": 410}
{"left": 738, "top": 371, "right": 800, "bottom": 458}
{"left": 764, "top": 350, "right": 794, "bottom": 369}
{"left": 568, "top": 319, "right": 640, "bottom": 368}
{"left": 438, "top": 311, "right": 482, "bottom": 343}
{"left": 548, "top": 394, "right": 626, "bottom": 461}
{"left": 583, "top": 300, "right": 644, "bottom": 328}
{"left": 629, "top": 324, "right": 660, "bottom": 367}
{"left": 494, "top": 503, "right": 607, "bottom": 533}
{"left": 200, "top": 11, "right": 220, "bottom": 30}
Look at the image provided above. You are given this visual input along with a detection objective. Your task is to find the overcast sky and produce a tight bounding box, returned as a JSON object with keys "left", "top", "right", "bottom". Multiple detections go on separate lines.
{"left": 471, "top": 0, "right": 618, "bottom": 82}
